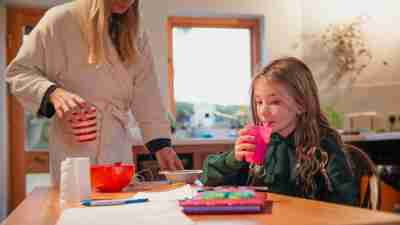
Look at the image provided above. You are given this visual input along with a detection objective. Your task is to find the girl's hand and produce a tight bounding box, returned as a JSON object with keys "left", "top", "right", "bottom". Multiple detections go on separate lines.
{"left": 234, "top": 128, "right": 256, "bottom": 162}
{"left": 49, "top": 88, "right": 86, "bottom": 118}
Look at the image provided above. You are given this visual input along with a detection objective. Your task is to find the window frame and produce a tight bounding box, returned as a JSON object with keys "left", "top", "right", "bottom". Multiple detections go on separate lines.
{"left": 166, "top": 16, "right": 261, "bottom": 116}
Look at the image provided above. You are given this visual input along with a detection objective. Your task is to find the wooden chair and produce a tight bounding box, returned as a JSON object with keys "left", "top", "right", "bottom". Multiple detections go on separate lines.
{"left": 342, "top": 144, "right": 381, "bottom": 210}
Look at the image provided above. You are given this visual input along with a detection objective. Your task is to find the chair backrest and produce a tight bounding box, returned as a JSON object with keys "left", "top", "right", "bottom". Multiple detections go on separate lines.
{"left": 342, "top": 144, "right": 381, "bottom": 210}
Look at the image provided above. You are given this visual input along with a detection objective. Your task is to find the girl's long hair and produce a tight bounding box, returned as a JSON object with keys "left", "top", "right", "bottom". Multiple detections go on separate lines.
{"left": 250, "top": 57, "right": 343, "bottom": 197}
{"left": 75, "top": 0, "right": 141, "bottom": 64}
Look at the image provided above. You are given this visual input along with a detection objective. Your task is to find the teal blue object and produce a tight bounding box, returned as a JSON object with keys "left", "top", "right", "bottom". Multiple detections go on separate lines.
{"left": 200, "top": 190, "right": 256, "bottom": 200}
{"left": 81, "top": 198, "right": 148, "bottom": 206}
{"left": 228, "top": 192, "right": 242, "bottom": 199}
{"left": 200, "top": 132, "right": 213, "bottom": 138}
{"left": 241, "top": 191, "right": 255, "bottom": 199}
{"left": 202, "top": 191, "right": 226, "bottom": 200}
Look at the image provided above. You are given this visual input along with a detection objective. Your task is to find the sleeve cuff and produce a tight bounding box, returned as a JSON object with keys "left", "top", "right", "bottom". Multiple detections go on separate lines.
{"left": 37, "top": 85, "right": 58, "bottom": 118}
{"left": 225, "top": 151, "right": 247, "bottom": 170}
{"left": 145, "top": 138, "right": 172, "bottom": 154}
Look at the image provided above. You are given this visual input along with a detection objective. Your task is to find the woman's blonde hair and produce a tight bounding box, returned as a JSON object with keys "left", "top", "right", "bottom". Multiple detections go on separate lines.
{"left": 75, "top": 0, "right": 141, "bottom": 64}
{"left": 250, "top": 57, "right": 344, "bottom": 197}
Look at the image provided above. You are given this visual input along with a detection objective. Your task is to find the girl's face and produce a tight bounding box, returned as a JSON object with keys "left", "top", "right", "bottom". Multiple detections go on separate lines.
{"left": 111, "top": 0, "right": 135, "bottom": 14}
{"left": 253, "top": 78, "right": 301, "bottom": 137}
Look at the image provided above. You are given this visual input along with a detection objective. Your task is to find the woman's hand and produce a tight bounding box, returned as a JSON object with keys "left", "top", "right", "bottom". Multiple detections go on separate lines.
{"left": 49, "top": 88, "right": 86, "bottom": 118}
{"left": 234, "top": 128, "right": 256, "bottom": 162}
{"left": 155, "top": 147, "right": 184, "bottom": 171}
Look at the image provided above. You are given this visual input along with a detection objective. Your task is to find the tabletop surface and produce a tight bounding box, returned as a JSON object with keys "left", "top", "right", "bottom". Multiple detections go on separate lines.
{"left": 3, "top": 183, "right": 400, "bottom": 225}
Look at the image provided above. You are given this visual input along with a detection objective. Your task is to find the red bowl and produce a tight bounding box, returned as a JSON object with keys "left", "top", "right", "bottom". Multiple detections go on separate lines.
{"left": 91, "top": 162, "right": 135, "bottom": 192}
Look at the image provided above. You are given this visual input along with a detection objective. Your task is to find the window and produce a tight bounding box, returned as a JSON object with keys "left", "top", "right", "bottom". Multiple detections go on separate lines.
{"left": 167, "top": 17, "right": 260, "bottom": 139}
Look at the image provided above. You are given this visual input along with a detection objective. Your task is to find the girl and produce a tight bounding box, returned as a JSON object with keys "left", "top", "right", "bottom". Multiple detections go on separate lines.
{"left": 6, "top": 0, "right": 183, "bottom": 186}
{"left": 201, "top": 57, "right": 357, "bottom": 205}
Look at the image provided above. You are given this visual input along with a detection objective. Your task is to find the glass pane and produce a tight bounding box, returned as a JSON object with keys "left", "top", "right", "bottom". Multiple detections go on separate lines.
{"left": 173, "top": 27, "right": 252, "bottom": 139}
{"left": 26, "top": 173, "right": 51, "bottom": 194}
{"left": 25, "top": 112, "right": 50, "bottom": 149}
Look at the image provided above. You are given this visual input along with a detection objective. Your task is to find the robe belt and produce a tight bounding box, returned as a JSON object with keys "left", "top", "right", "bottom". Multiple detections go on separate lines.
{"left": 90, "top": 101, "right": 130, "bottom": 131}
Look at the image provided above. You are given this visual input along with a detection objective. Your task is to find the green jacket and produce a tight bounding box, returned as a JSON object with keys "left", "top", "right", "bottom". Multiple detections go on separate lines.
{"left": 201, "top": 133, "right": 357, "bottom": 206}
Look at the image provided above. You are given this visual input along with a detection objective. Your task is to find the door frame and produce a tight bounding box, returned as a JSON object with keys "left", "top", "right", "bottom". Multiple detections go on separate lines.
{"left": 6, "top": 6, "right": 47, "bottom": 212}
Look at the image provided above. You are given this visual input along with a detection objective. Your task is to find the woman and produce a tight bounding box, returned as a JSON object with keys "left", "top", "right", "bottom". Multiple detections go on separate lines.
{"left": 6, "top": 0, "right": 183, "bottom": 186}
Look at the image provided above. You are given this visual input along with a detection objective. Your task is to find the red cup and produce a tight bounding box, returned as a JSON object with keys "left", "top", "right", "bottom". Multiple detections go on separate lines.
{"left": 69, "top": 105, "right": 97, "bottom": 143}
{"left": 91, "top": 162, "right": 135, "bottom": 192}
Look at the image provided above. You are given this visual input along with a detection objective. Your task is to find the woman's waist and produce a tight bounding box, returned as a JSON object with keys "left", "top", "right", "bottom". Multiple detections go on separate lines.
{"left": 61, "top": 101, "right": 131, "bottom": 127}
{"left": 51, "top": 101, "right": 133, "bottom": 142}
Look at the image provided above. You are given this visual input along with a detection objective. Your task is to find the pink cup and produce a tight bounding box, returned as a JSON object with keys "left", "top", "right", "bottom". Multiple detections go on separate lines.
{"left": 244, "top": 124, "right": 272, "bottom": 165}
{"left": 69, "top": 104, "right": 97, "bottom": 143}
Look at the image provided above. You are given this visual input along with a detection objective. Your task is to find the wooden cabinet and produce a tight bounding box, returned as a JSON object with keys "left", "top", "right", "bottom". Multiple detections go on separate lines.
{"left": 132, "top": 143, "right": 234, "bottom": 171}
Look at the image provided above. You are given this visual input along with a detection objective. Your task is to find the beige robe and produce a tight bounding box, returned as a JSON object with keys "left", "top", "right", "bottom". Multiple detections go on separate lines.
{"left": 5, "top": 2, "right": 171, "bottom": 186}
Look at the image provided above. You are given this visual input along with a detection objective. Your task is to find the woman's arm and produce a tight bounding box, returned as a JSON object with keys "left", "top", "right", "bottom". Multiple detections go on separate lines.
{"left": 130, "top": 30, "right": 171, "bottom": 146}
{"left": 37, "top": 85, "right": 58, "bottom": 118}
{"left": 130, "top": 30, "right": 183, "bottom": 170}
{"left": 6, "top": 7, "right": 68, "bottom": 116}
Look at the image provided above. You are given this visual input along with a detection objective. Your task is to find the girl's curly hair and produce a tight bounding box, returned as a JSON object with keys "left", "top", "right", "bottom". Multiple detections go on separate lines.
{"left": 250, "top": 57, "right": 343, "bottom": 197}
